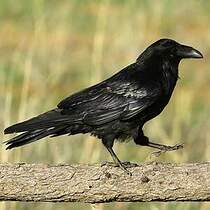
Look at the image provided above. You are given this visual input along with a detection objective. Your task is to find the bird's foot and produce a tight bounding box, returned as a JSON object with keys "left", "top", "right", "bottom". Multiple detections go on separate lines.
{"left": 118, "top": 162, "right": 132, "bottom": 176}
{"left": 101, "top": 161, "right": 138, "bottom": 168}
{"left": 150, "top": 143, "right": 184, "bottom": 157}
{"left": 101, "top": 161, "right": 137, "bottom": 176}
{"left": 101, "top": 161, "right": 117, "bottom": 167}
{"left": 121, "top": 161, "right": 138, "bottom": 168}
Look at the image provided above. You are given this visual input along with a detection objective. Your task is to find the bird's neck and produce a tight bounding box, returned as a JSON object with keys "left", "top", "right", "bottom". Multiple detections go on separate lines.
{"left": 160, "top": 59, "right": 179, "bottom": 95}
{"left": 163, "top": 59, "right": 179, "bottom": 77}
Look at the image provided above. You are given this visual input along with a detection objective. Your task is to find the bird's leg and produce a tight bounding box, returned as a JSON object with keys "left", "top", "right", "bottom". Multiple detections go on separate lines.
{"left": 101, "top": 138, "right": 132, "bottom": 175}
{"left": 144, "top": 141, "right": 184, "bottom": 151}
{"left": 134, "top": 129, "right": 183, "bottom": 153}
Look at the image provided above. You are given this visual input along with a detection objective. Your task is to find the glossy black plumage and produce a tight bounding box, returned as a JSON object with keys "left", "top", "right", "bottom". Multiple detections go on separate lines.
{"left": 4, "top": 39, "right": 203, "bottom": 174}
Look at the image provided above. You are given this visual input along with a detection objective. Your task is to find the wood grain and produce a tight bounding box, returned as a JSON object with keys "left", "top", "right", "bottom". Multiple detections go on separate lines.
{"left": 0, "top": 162, "right": 209, "bottom": 203}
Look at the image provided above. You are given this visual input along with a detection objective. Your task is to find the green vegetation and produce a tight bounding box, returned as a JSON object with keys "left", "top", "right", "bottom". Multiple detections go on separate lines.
{"left": 1, "top": 0, "right": 210, "bottom": 209}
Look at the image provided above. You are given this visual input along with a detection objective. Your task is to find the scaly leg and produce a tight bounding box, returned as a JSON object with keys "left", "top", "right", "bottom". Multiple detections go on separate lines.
{"left": 101, "top": 138, "right": 132, "bottom": 176}
{"left": 134, "top": 129, "right": 183, "bottom": 153}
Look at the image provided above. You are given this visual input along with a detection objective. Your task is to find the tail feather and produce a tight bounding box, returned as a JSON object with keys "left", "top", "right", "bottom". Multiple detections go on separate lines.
{"left": 4, "top": 109, "right": 74, "bottom": 134}
{"left": 3, "top": 108, "right": 76, "bottom": 149}
{"left": 4, "top": 130, "right": 43, "bottom": 144}
{"left": 5, "top": 126, "right": 67, "bottom": 150}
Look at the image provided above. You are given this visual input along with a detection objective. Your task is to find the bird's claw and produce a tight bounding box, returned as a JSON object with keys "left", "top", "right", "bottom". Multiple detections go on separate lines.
{"left": 101, "top": 161, "right": 137, "bottom": 176}
{"left": 150, "top": 143, "right": 184, "bottom": 158}
{"left": 120, "top": 161, "right": 138, "bottom": 168}
{"left": 164, "top": 143, "right": 184, "bottom": 151}
{"left": 101, "top": 161, "right": 117, "bottom": 167}
{"left": 101, "top": 161, "right": 138, "bottom": 168}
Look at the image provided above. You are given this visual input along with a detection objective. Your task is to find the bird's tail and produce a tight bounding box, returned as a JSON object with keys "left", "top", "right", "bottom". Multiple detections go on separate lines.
{"left": 4, "top": 109, "right": 71, "bottom": 150}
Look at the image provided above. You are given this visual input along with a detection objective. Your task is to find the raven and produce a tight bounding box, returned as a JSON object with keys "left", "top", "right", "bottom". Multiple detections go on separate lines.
{"left": 4, "top": 39, "right": 203, "bottom": 175}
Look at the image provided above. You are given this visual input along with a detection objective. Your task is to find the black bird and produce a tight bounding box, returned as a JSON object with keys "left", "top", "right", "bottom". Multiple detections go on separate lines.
{"left": 4, "top": 39, "right": 203, "bottom": 175}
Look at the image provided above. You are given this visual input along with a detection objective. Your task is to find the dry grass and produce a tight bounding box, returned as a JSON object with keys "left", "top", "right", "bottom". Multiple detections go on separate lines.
{"left": 1, "top": 0, "right": 210, "bottom": 209}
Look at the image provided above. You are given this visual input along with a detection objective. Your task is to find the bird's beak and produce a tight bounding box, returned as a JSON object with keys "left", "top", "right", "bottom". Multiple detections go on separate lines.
{"left": 177, "top": 44, "right": 203, "bottom": 59}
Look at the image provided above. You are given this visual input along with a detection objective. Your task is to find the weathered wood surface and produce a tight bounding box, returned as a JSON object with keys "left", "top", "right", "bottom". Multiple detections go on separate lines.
{"left": 0, "top": 162, "right": 209, "bottom": 203}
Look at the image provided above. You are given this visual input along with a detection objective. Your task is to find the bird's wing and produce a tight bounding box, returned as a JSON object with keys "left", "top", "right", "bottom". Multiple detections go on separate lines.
{"left": 58, "top": 81, "right": 162, "bottom": 126}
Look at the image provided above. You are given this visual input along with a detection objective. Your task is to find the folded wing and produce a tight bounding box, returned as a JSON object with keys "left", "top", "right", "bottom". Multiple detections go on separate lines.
{"left": 58, "top": 81, "right": 162, "bottom": 126}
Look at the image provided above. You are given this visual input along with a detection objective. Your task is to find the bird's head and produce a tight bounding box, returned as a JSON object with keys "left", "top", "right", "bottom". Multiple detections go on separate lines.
{"left": 137, "top": 38, "right": 203, "bottom": 64}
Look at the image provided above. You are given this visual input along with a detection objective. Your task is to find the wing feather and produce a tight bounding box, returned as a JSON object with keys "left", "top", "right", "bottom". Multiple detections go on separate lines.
{"left": 57, "top": 80, "right": 161, "bottom": 126}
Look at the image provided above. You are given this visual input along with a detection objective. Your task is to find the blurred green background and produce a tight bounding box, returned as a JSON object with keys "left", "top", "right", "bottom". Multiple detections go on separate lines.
{"left": 0, "top": 0, "right": 210, "bottom": 209}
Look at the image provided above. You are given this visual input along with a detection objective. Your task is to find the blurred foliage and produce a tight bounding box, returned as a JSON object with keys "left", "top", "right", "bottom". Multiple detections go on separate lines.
{"left": 1, "top": 0, "right": 210, "bottom": 209}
